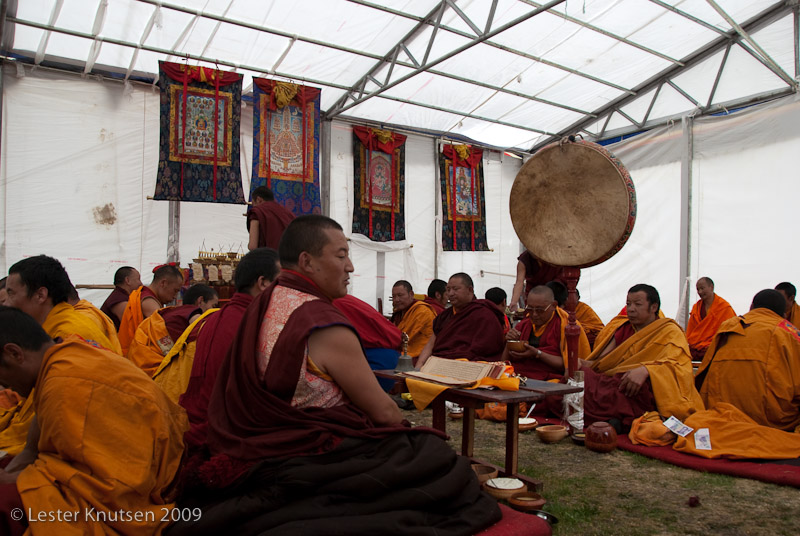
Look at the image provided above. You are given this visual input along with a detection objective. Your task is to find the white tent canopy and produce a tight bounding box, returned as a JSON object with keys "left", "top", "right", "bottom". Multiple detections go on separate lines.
{"left": 1, "top": 0, "right": 798, "bottom": 323}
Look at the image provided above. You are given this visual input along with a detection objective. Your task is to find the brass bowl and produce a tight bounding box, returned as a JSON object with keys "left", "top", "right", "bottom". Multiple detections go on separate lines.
{"left": 506, "top": 340, "right": 526, "bottom": 352}
{"left": 536, "top": 424, "right": 568, "bottom": 444}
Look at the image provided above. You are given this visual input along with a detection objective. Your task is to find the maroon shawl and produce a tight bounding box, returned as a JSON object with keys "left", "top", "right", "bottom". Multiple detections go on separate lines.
{"left": 432, "top": 299, "right": 505, "bottom": 361}
{"left": 423, "top": 296, "right": 446, "bottom": 314}
{"left": 204, "top": 271, "right": 434, "bottom": 484}
{"left": 100, "top": 286, "right": 129, "bottom": 330}
{"left": 161, "top": 304, "right": 201, "bottom": 342}
{"left": 513, "top": 315, "right": 564, "bottom": 380}
{"left": 246, "top": 200, "right": 295, "bottom": 249}
{"left": 180, "top": 292, "right": 253, "bottom": 450}
{"left": 518, "top": 250, "right": 580, "bottom": 292}
{"left": 334, "top": 294, "right": 401, "bottom": 350}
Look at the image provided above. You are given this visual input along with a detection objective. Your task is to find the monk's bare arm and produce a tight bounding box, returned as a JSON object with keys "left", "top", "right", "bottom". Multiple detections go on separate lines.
{"left": 110, "top": 301, "right": 128, "bottom": 324}
{"left": 509, "top": 261, "right": 526, "bottom": 312}
{"left": 416, "top": 334, "right": 436, "bottom": 368}
{"left": 4, "top": 415, "right": 40, "bottom": 475}
{"left": 309, "top": 326, "right": 403, "bottom": 426}
{"left": 141, "top": 297, "right": 160, "bottom": 318}
{"left": 248, "top": 221, "right": 260, "bottom": 251}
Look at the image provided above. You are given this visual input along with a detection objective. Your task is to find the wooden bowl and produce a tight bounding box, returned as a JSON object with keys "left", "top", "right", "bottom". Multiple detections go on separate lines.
{"left": 518, "top": 417, "right": 538, "bottom": 431}
{"left": 508, "top": 491, "right": 546, "bottom": 512}
{"left": 536, "top": 425, "right": 568, "bottom": 444}
{"left": 571, "top": 432, "right": 586, "bottom": 445}
{"left": 471, "top": 464, "right": 498, "bottom": 484}
{"left": 506, "top": 340, "right": 526, "bottom": 352}
{"left": 483, "top": 478, "right": 526, "bottom": 500}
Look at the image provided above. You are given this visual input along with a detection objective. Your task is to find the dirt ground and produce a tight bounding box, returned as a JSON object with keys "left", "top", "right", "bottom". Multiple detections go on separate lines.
{"left": 402, "top": 408, "right": 800, "bottom": 536}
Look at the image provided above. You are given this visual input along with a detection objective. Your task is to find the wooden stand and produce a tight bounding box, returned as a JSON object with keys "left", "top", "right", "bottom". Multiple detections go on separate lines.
{"left": 562, "top": 267, "right": 581, "bottom": 378}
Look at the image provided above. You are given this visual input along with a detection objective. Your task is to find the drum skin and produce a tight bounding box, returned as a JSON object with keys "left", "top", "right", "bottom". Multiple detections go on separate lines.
{"left": 510, "top": 139, "right": 636, "bottom": 268}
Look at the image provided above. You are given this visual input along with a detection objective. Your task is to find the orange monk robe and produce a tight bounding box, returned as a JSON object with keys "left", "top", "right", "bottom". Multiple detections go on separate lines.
{"left": 787, "top": 300, "right": 800, "bottom": 327}
{"left": 574, "top": 301, "right": 604, "bottom": 347}
{"left": 153, "top": 308, "right": 219, "bottom": 403}
{"left": 696, "top": 308, "right": 800, "bottom": 431}
{"left": 686, "top": 294, "right": 736, "bottom": 358}
{"left": 0, "top": 396, "right": 34, "bottom": 456}
{"left": 674, "top": 403, "right": 800, "bottom": 459}
{"left": 127, "top": 310, "right": 174, "bottom": 377}
{"left": 587, "top": 316, "right": 703, "bottom": 421}
{"left": 73, "top": 298, "right": 123, "bottom": 355}
{"left": 17, "top": 336, "right": 188, "bottom": 534}
{"left": 393, "top": 300, "right": 437, "bottom": 357}
{"left": 118, "top": 286, "right": 159, "bottom": 355}
{"left": 0, "top": 389, "right": 22, "bottom": 410}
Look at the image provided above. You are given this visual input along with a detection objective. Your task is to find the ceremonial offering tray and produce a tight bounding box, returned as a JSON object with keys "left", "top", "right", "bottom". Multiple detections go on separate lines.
{"left": 536, "top": 425, "right": 568, "bottom": 444}
{"left": 483, "top": 478, "right": 526, "bottom": 500}
{"left": 506, "top": 340, "right": 526, "bottom": 352}
{"left": 471, "top": 464, "right": 498, "bottom": 484}
{"left": 518, "top": 417, "right": 538, "bottom": 431}
{"left": 585, "top": 422, "right": 618, "bottom": 453}
{"left": 508, "top": 492, "right": 546, "bottom": 512}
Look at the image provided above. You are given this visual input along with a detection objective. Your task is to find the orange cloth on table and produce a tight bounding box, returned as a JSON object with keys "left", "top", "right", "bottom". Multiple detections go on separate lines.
{"left": 587, "top": 316, "right": 703, "bottom": 421}
{"left": 393, "top": 300, "right": 437, "bottom": 358}
{"left": 406, "top": 362, "right": 519, "bottom": 411}
{"left": 153, "top": 308, "right": 219, "bottom": 404}
{"left": 118, "top": 286, "right": 160, "bottom": 355}
{"left": 17, "top": 336, "right": 188, "bottom": 535}
{"left": 673, "top": 403, "right": 800, "bottom": 459}
{"left": 787, "top": 300, "right": 800, "bottom": 327}
{"left": 686, "top": 294, "right": 736, "bottom": 355}
{"left": 73, "top": 298, "right": 123, "bottom": 355}
{"left": 628, "top": 411, "right": 676, "bottom": 446}
{"left": 127, "top": 310, "right": 174, "bottom": 377}
{"left": 696, "top": 308, "right": 800, "bottom": 431}
{"left": 575, "top": 301, "right": 604, "bottom": 339}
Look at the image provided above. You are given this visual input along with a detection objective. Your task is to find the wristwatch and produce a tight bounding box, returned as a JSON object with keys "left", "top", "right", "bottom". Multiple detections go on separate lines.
{"left": 536, "top": 349, "right": 542, "bottom": 359}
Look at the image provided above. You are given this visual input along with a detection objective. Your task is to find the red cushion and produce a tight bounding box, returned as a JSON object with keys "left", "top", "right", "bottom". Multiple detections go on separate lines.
{"left": 476, "top": 503, "right": 552, "bottom": 536}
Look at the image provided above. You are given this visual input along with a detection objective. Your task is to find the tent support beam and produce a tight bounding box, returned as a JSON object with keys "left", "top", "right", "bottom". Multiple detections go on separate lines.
{"left": 167, "top": 200, "right": 180, "bottom": 264}
{"left": 678, "top": 115, "right": 694, "bottom": 328}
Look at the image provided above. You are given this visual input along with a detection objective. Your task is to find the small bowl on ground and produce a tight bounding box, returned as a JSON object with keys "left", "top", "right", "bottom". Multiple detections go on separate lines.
{"left": 536, "top": 424, "right": 568, "bottom": 444}
{"left": 508, "top": 491, "right": 546, "bottom": 512}
{"left": 518, "top": 417, "right": 538, "bottom": 432}
{"left": 529, "top": 510, "right": 559, "bottom": 526}
{"left": 506, "top": 340, "right": 526, "bottom": 352}
{"left": 471, "top": 464, "right": 498, "bottom": 484}
{"left": 482, "top": 477, "right": 526, "bottom": 501}
{"left": 571, "top": 431, "right": 586, "bottom": 445}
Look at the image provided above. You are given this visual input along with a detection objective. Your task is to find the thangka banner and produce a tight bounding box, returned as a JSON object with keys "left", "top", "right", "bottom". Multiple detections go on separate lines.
{"left": 352, "top": 126, "right": 406, "bottom": 242}
{"left": 439, "top": 144, "right": 489, "bottom": 251}
{"left": 251, "top": 79, "right": 321, "bottom": 215}
{"left": 154, "top": 61, "right": 245, "bottom": 203}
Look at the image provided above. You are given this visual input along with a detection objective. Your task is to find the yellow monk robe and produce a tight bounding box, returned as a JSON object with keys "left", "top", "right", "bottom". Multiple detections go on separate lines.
{"left": 17, "top": 336, "right": 188, "bottom": 535}
{"left": 73, "top": 298, "right": 123, "bottom": 355}
{"left": 575, "top": 301, "right": 604, "bottom": 346}
{"left": 153, "top": 308, "right": 219, "bottom": 403}
{"left": 674, "top": 403, "right": 800, "bottom": 459}
{"left": 587, "top": 316, "right": 703, "bottom": 421}
{"left": 119, "top": 286, "right": 159, "bottom": 355}
{"left": 128, "top": 310, "right": 174, "bottom": 377}
{"left": 696, "top": 308, "right": 800, "bottom": 431}
{"left": 787, "top": 300, "right": 800, "bottom": 327}
{"left": 0, "top": 302, "right": 122, "bottom": 456}
{"left": 394, "top": 300, "right": 437, "bottom": 358}
{"left": 686, "top": 294, "right": 736, "bottom": 357}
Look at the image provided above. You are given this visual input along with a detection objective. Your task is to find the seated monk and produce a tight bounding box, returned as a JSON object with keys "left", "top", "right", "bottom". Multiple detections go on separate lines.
{"left": 686, "top": 277, "right": 736, "bottom": 362}
{"left": 575, "top": 288, "right": 604, "bottom": 348}
{"left": 67, "top": 286, "right": 122, "bottom": 355}
{"left": 0, "top": 277, "right": 7, "bottom": 305}
{"left": 775, "top": 282, "right": 800, "bottom": 326}
{"left": 247, "top": 186, "right": 295, "bottom": 250}
{"left": 390, "top": 280, "right": 437, "bottom": 357}
{"left": 581, "top": 284, "right": 703, "bottom": 430}
{"left": 180, "top": 248, "right": 280, "bottom": 452}
{"left": 417, "top": 273, "right": 506, "bottom": 367}
{"left": 118, "top": 264, "right": 184, "bottom": 355}
{"left": 424, "top": 278, "right": 447, "bottom": 314}
{"left": 485, "top": 287, "right": 511, "bottom": 334}
{"left": 695, "top": 289, "right": 800, "bottom": 431}
{"left": 169, "top": 215, "right": 500, "bottom": 535}
{"left": 504, "top": 286, "right": 590, "bottom": 382}
{"left": 0, "top": 307, "right": 187, "bottom": 535}
{"left": 99, "top": 266, "right": 142, "bottom": 330}
{"left": 127, "top": 284, "right": 219, "bottom": 377}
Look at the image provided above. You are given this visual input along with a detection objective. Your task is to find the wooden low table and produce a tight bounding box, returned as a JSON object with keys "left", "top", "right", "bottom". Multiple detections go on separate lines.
{"left": 374, "top": 370, "right": 582, "bottom": 490}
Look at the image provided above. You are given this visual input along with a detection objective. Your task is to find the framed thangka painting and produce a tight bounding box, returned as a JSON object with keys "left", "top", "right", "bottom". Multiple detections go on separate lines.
{"left": 439, "top": 144, "right": 489, "bottom": 251}
{"left": 154, "top": 61, "right": 245, "bottom": 203}
{"left": 251, "top": 79, "right": 321, "bottom": 215}
{"left": 352, "top": 126, "right": 406, "bottom": 242}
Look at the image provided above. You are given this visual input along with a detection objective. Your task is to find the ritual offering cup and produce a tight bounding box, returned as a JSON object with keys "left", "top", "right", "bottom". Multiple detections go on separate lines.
{"left": 535, "top": 425, "right": 568, "bottom": 444}
{"left": 508, "top": 491, "right": 546, "bottom": 512}
{"left": 584, "top": 422, "right": 618, "bottom": 453}
{"left": 506, "top": 340, "right": 526, "bottom": 352}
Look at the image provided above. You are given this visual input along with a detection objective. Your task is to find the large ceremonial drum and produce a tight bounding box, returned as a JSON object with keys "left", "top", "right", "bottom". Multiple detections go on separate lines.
{"left": 510, "top": 138, "right": 636, "bottom": 268}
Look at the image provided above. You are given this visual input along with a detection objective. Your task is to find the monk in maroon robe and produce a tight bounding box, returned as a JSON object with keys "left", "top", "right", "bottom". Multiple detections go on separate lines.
{"left": 424, "top": 278, "right": 447, "bottom": 314}
{"left": 180, "top": 248, "right": 280, "bottom": 451}
{"left": 246, "top": 186, "right": 295, "bottom": 250}
{"left": 99, "top": 266, "right": 142, "bottom": 330}
{"left": 417, "top": 273, "right": 505, "bottom": 367}
{"left": 509, "top": 250, "right": 581, "bottom": 312}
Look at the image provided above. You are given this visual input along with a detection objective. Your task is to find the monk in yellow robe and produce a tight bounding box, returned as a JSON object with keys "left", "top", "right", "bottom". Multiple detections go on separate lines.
{"left": 581, "top": 284, "right": 703, "bottom": 430}
{"left": 775, "top": 282, "right": 800, "bottom": 326}
{"left": 128, "top": 284, "right": 218, "bottom": 377}
{"left": 696, "top": 289, "right": 800, "bottom": 432}
{"left": 0, "top": 308, "right": 187, "bottom": 534}
{"left": 686, "top": 277, "right": 736, "bottom": 361}
{"left": 119, "top": 264, "right": 184, "bottom": 355}
{"left": 575, "top": 291, "right": 604, "bottom": 348}
{"left": 390, "top": 280, "right": 436, "bottom": 357}
{"left": 67, "top": 286, "right": 122, "bottom": 355}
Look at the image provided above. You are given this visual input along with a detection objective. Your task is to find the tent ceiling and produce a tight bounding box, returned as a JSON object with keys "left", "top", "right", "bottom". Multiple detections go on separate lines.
{"left": 2, "top": 0, "right": 797, "bottom": 151}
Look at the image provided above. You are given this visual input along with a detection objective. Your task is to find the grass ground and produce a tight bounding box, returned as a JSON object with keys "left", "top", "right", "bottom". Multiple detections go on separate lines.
{"left": 401, "top": 408, "right": 800, "bottom": 536}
